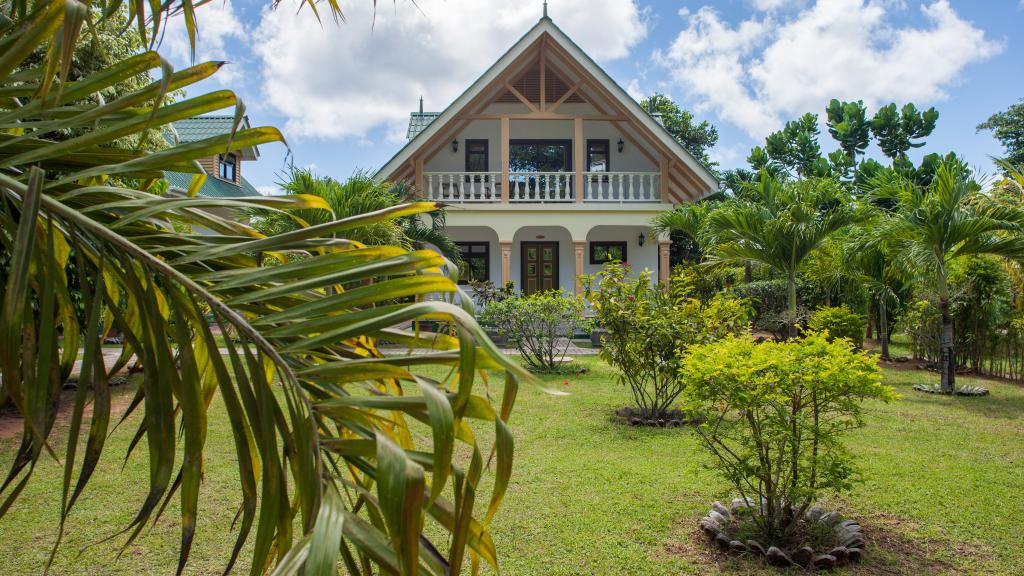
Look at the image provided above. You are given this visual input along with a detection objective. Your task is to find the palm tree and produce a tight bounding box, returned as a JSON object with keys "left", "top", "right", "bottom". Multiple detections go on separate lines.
{"left": 867, "top": 161, "right": 1024, "bottom": 392}
{"left": 846, "top": 233, "right": 913, "bottom": 359}
{"left": 0, "top": 2, "right": 524, "bottom": 575}
{"left": 252, "top": 168, "right": 462, "bottom": 264}
{"left": 702, "top": 172, "right": 863, "bottom": 338}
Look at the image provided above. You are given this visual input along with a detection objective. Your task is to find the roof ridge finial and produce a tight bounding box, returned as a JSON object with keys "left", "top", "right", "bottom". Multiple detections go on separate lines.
{"left": 419, "top": 95, "right": 423, "bottom": 114}
{"left": 543, "top": 1, "right": 548, "bottom": 19}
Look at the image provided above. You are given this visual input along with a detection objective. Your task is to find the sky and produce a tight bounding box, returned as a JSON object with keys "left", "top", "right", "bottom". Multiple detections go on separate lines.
{"left": 158, "top": 0, "right": 1024, "bottom": 194}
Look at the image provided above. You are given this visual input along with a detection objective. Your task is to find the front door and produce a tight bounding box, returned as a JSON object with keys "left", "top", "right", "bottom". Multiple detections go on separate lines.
{"left": 521, "top": 242, "right": 558, "bottom": 295}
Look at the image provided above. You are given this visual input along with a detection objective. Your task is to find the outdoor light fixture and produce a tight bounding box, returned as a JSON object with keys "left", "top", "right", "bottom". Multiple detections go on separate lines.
{"left": 638, "top": 231, "right": 646, "bottom": 246}
{"left": 451, "top": 139, "right": 459, "bottom": 153}
{"left": 617, "top": 138, "right": 625, "bottom": 153}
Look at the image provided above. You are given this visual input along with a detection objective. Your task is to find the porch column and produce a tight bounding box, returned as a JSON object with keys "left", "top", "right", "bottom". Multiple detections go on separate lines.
{"left": 500, "top": 241, "right": 513, "bottom": 287}
{"left": 574, "top": 117, "right": 584, "bottom": 203}
{"left": 658, "top": 240, "right": 672, "bottom": 286}
{"left": 573, "top": 240, "right": 586, "bottom": 294}
{"left": 500, "top": 117, "right": 510, "bottom": 203}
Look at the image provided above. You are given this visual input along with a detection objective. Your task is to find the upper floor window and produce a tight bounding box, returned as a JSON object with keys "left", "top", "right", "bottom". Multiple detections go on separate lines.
{"left": 465, "top": 140, "right": 489, "bottom": 172}
{"left": 218, "top": 153, "right": 237, "bottom": 181}
{"left": 587, "top": 139, "right": 610, "bottom": 172}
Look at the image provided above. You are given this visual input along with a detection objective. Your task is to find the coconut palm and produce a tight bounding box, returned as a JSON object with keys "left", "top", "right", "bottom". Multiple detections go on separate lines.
{"left": 701, "top": 171, "right": 863, "bottom": 338}
{"left": 867, "top": 161, "right": 1024, "bottom": 392}
{"left": 251, "top": 168, "right": 462, "bottom": 264}
{"left": 0, "top": 2, "right": 525, "bottom": 575}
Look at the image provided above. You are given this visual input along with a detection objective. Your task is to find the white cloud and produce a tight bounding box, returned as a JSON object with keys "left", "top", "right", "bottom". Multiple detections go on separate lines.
{"left": 160, "top": 0, "right": 246, "bottom": 84}
{"left": 256, "top": 185, "right": 278, "bottom": 196}
{"left": 253, "top": 0, "right": 647, "bottom": 140}
{"left": 657, "top": 0, "right": 1002, "bottom": 139}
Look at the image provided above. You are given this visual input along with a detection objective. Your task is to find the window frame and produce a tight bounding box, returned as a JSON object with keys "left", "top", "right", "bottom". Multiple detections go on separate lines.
{"left": 589, "top": 241, "right": 627, "bottom": 265}
{"left": 218, "top": 153, "right": 237, "bottom": 182}
{"left": 464, "top": 139, "right": 490, "bottom": 173}
{"left": 508, "top": 139, "right": 573, "bottom": 172}
{"left": 586, "top": 139, "right": 611, "bottom": 173}
{"left": 455, "top": 241, "right": 490, "bottom": 285}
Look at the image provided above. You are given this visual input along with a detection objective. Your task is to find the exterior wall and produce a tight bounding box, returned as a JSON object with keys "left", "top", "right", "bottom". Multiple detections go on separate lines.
{"left": 445, "top": 226, "right": 502, "bottom": 286}
{"left": 584, "top": 225, "right": 658, "bottom": 279}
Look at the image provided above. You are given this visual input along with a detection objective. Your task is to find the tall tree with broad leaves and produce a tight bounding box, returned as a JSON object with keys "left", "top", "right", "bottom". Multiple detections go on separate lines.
{"left": 866, "top": 162, "right": 1024, "bottom": 393}
{"left": 0, "top": 1, "right": 528, "bottom": 575}
{"left": 977, "top": 99, "right": 1024, "bottom": 168}
{"left": 826, "top": 99, "right": 871, "bottom": 162}
{"left": 764, "top": 113, "right": 830, "bottom": 178}
{"left": 639, "top": 93, "right": 719, "bottom": 168}
{"left": 870, "top": 102, "right": 939, "bottom": 164}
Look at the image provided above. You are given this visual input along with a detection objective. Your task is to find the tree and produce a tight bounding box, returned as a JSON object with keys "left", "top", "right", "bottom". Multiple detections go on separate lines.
{"left": 826, "top": 99, "right": 871, "bottom": 162}
{"left": 977, "top": 99, "right": 1024, "bottom": 167}
{"left": 870, "top": 102, "right": 939, "bottom": 163}
{"left": 251, "top": 168, "right": 462, "bottom": 264}
{"left": 845, "top": 234, "right": 912, "bottom": 360}
{"left": 640, "top": 93, "right": 719, "bottom": 167}
{"left": 0, "top": 2, "right": 524, "bottom": 575}
{"left": 867, "top": 161, "right": 1024, "bottom": 392}
{"left": 765, "top": 113, "right": 829, "bottom": 178}
{"left": 702, "top": 172, "right": 863, "bottom": 338}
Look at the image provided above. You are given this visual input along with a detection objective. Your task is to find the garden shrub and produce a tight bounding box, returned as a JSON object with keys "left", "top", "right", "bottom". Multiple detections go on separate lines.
{"left": 583, "top": 263, "right": 750, "bottom": 420}
{"left": 808, "top": 305, "right": 866, "bottom": 349}
{"left": 681, "top": 332, "right": 895, "bottom": 547}
{"left": 479, "top": 290, "right": 590, "bottom": 372}
{"left": 732, "top": 278, "right": 820, "bottom": 339}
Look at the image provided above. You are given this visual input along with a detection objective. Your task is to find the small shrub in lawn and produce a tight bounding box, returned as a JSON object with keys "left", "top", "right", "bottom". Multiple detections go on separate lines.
{"left": 808, "top": 305, "right": 866, "bottom": 349}
{"left": 681, "top": 332, "right": 896, "bottom": 567}
{"left": 583, "top": 263, "right": 750, "bottom": 422}
{"left": 479, "top": 290, "right": 590, "bottom": 372}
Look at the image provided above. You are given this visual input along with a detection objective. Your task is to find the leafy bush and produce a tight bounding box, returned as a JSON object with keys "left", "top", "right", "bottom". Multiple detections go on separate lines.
{"left": 732, "top": 278, "right": 820, "bottom": 339}
{"left": 583, "top": 263, "right": 750, "bottom": 419}
{"left": 480, "top": 290, "right": 590, "bottom": 371}
{"left": 681, "top": 333, "right": 895, "bottom": 546}
{"left": 808, "top": 305, "right": 866, "bottom": 349}
{"left": 468, "top": 279, "right": 516, "bottom": 308}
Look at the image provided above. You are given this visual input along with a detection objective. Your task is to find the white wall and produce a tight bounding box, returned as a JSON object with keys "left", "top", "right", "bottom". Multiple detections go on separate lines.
{"left": 444, "top": 226, "right": 502, "bottom": 286}
{"left": 585, "top": 225, "right": 658, "bottom": 284}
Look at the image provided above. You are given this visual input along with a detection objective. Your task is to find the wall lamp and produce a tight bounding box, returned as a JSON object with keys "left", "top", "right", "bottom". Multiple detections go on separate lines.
{"left": 451, "top": 139, "right": 459, "bottom": 153}
{"left": 617, "top": 138, "right": 625, "bottom": 153}
{"left": 638, "top": 231, "right": 646, "bottom": 247}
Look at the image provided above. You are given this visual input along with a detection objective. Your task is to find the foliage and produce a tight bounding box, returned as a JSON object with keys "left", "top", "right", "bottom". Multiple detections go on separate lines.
{"left": 479, "top": 290, "right": 590, "bottom": 372}
{"left": 467, "top": 279, "right": 515, "bottom": 308}
{"left": 867, "top": 161, "right": 1024, "bottom": 392}
{"left": 977, "top": 99, "right": 1024, "bottom": 167}
{"left": 639, "top": 93, "right": 719, "bottom": 168}
{"left": 703, "top": 173, "right": 862, "bottom": 337}
{"left": 898, "top": 299, "right": 942, "bottom": 361}
{"left": 249, "top": 168, "right": 462, "bottom": 263}
{"left": 763, "top": 113, "right": 828, "bottom": 178}
{"left": 680, "top": 333, "right": 894, "bottom": 545}
{"left": 870, "top": 102, "right": 939, "bottom": 163}
{"left": 731, "top": 279, "right": 816, "bottom": 339}
{"left": 0, "top": 3, "right": 525, "bottom": 575}
{"left": 825, "top": 99, "right": 871, "bottom": 163}
{"left": 583, "top": 263, "right": 750, "bottom": 419}
{"left": 808, "top": 305, "right": 866, "bottom": 349}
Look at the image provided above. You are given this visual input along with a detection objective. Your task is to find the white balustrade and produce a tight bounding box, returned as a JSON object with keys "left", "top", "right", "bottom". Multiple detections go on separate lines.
{"left": 507, "top": 172, "right": 574, "bottom": 202}
{"left": 423, "top": 172, "right": 501, "bottom": 202}
{"left": 581, "top": 172, "right": 660, "bottom": 202}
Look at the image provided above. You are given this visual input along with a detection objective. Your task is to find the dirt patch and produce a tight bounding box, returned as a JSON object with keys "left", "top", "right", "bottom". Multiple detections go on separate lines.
{"left": 664, "top": 510, "right": 990, "bottom": 575}
{"left": 0, "top": 379, "right": 137, "bottom": 442}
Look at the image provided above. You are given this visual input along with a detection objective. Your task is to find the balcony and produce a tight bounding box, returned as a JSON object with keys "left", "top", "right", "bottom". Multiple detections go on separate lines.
{"left": 422, "top": 171, "right": 661, "bottom": 204}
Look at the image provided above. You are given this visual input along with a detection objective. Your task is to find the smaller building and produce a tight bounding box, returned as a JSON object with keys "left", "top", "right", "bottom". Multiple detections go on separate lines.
{"left": 164, "top": 115, "right": 263, "bottom": 198}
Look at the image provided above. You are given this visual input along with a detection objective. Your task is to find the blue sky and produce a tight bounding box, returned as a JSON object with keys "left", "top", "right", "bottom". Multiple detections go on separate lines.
{"left": 159, "top": 1, "right": 1024, "bottom": 193}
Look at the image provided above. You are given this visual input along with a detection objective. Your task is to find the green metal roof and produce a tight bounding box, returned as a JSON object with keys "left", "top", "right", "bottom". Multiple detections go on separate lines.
{"left": 170, "top": 116, "right": 245, "bottom": 142}
{"left": 164, "top": 171, "right": 262, "bottom": 198}
{"left": 407, "top": 112, "right": 441, "bottom": 140}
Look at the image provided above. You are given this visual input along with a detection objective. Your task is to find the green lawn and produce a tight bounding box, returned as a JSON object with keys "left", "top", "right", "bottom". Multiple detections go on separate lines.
{"left": 1, "top": 357, "right": 1022, "bottom": 575}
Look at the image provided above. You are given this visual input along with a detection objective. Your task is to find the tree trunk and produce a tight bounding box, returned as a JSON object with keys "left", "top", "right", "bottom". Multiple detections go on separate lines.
{"left": 879, "top": 298, "right": 889, "bottom": 359}
{"left": 939, "top": 297, "right": 956, "bottom": 393}
{"left": 744, "top": 261, "right": 753, "bottom": 283}
{"left": 865, "top": 299, "right": 874, "bottom": 340}
{"left": 787, "top": 270, "right": 798, "bottom": 340}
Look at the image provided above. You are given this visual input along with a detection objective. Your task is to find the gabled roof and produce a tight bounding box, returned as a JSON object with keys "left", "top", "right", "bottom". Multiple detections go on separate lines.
{"left": 168, "top": 115, "right": 260, "bottom": 160}
{"left": 407, "top": 112, "right": 441, "bottom": 140}
{"left": 376, "top": 16, "right": 719, "bottom": 196}
{"left": 164, "top": 170, "right": 262, "bottom": 198}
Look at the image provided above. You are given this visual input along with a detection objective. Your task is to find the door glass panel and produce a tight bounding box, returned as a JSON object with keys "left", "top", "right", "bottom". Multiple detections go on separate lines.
{"left": 528, "top": 263, "right": 536, "bottom": 275}
{"left": 543, "top": 248, "right": 552, "bottom": 260}
{"left": 543, "top": 263, "right": 552, "bottom": 276}
{"left": 527, "top": 248, "right": 537, "bottom": 260}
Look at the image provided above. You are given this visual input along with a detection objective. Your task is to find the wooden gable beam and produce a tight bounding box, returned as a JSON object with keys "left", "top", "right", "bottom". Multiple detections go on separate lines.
{"left": 539, "top": 37, "right": 547, "bottom": 111}
{"left": 547, "top": 80, "right": 582, "bottom": 114}
{"left": 504, "top": 81, "right": 538, "bottom": 112}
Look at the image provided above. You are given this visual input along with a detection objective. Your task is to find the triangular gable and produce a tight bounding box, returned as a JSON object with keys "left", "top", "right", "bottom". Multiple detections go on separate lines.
{"left": 376, "top": 16, "right": 719, "bottom": 197}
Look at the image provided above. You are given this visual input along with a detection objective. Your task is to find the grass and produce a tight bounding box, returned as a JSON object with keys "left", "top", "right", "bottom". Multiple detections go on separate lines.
{"left": 1, "top": 356, "right": 1022, "bottom": 575}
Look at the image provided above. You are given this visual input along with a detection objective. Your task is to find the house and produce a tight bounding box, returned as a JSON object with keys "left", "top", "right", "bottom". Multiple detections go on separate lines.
{"left": 375, "top": 8, "right": 717, "bottom": 295}
{"left": 164, "top": 115, "right": 263, "bottom": 198}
